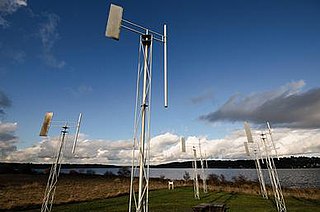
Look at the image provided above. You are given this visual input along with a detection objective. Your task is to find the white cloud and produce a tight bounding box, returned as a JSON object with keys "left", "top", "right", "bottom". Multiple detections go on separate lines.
{"left": 39, "top": 13, "right": 65, "bottom": 68}
{"left": 0, "top": 0, "right": 27, "bottom": 28}
{"left": 2, "top": 127, "right": 319, "bottom": 164}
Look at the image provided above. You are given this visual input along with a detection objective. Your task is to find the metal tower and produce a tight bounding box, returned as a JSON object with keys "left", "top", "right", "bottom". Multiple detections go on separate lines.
{"left": 181, "top": 137, "right": 209, "bottom": 198}
{"left": 192, "top": 146, "right": 200, "bottom": 199}
{"left": 261, "top": 124, "right": 286, "bottom": 212}
{"left": 105, "top": 4, "right": 168, "bottom": 212}
{"left": 41, "top": 125, "right": 68, "bottom": 212}
{"left": 39, "top": 112, "right": 82, "bottom": 212}
{"left": 243, "top": 122, "right": 268, "bottom": 199}
{"left": 198, "top": 139, "right": 207, "bottom": 193}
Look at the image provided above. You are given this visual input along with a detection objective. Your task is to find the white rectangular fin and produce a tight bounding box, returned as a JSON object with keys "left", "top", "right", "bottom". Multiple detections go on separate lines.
{"left": 244, "top": 121, "right": 254, "bottom": 143}
{"left": 72, "top": 113, "right": 82, "bottom": 154}
{"left": 39, "top": 112, "right": 53, "bottom": 136}
{"left": 105, "top": 4, "right": 123, "bottom": 40}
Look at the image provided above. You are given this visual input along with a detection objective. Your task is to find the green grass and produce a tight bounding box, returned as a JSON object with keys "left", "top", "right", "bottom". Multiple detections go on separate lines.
{"left": 22, "top": 187, "right": 320, "bottom": 212}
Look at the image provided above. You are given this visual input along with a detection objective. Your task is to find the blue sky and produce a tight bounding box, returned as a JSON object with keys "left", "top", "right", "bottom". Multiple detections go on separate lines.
{"left": 1, "top": 0, "right": 320, "bottom": 163}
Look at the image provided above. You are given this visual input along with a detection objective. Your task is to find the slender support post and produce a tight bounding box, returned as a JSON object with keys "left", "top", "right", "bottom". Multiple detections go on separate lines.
{"left": 192, "top": 146, "right": 200, "bottom": 200}
{"left": 244, "top": 123, "right": 268, "bottom": 200}
{"left": 41, "top": 125, "right": 68, "bottom": 212}
{"left": 261, "top": 133, "right": 286, "bottom": 212}
{"left": 253, "top": 149, "right": 268, "bottom": 199}
{"left": 163, "top": 24, "right": 168, "bottom": 108}
{"left": 137, "top": 34, "right": 151, "bottom": 212}
{"left": 198, "top": 139, "right": 207, "bottom": 193}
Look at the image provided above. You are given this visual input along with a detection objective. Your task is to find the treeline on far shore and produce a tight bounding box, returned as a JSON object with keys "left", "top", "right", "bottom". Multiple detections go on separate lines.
{"left": 154, "top": 156, "right": 320, "bottom": 169}
{"left": 0, "top": 156, "right": 319, "bottom": 174}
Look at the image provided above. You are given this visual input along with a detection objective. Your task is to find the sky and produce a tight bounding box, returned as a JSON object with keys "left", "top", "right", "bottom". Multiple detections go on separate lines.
{"left": 0, "top": 0, "right": 320, "bottom": 165}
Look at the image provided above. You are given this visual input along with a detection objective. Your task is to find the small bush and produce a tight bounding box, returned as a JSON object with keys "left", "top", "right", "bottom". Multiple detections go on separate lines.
{"left": 208, "top": 173, "right": 220, "bottom": 184}
{"left": 117, "top": 167, "right": 131, "bottom": 177}
{"left": 104, "top": 171, "right": 115, "bottom": 177}
{"left": 183, "top": 171, "right": 190, "bottom": 181}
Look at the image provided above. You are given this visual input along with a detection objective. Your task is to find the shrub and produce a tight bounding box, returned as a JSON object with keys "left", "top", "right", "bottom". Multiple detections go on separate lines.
{"left": 104, "top": 171, "right": 116, "bottom": 177}
{"left": 219, "top": 174, "right": 226, "bottom": 184}
{"left": 208, "top": 173, "right": 220, "bottom": 184}
{"left": 232, "top": 174, "right": 249, "bottom": 184}
{"left": 117, "top": 167, "right": 131, "bottom": 177}
{"left": 183, "top": 171, "right": 190, "bottom": 181}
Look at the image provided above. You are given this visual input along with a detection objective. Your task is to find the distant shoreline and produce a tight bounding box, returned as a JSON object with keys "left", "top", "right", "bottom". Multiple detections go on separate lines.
{"left": 1, "top": 156, "right": 319, "bottom": 172}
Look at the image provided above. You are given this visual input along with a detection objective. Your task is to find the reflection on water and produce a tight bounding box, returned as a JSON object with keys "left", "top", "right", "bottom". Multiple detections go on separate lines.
{"left": 55, "top": 167, "right": 320, "bottom": 189}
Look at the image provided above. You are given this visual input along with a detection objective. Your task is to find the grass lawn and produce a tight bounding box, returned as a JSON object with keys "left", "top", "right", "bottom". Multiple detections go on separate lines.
{"left": 21, "top": 187, "right": 320, "bottom": 212}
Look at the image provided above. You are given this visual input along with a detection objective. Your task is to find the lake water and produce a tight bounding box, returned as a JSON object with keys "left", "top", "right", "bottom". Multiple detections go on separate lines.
{"left": 55, "top": 167, "right": 320, "bottom": 189}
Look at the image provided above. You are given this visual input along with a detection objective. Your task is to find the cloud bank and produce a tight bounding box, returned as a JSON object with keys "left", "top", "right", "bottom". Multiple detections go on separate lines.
{"left": 200, "top": 81, "right": 320, "bottom": 128}
{"left": 1, "top": 81, "right": 319, "bottom": 164}
{"left": 2, "top": 128, "right": 319, "bottom": 165}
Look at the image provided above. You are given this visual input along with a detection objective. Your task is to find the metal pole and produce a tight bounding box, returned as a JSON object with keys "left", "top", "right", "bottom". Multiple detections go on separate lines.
{"left": 198, "top": 139, "right": 207, "bottom": 193}
{"left": 137, "top": 34, "right": 151, "bottom": 212}
{"left": 266, "top": 121, "right": 279, "bottom": 159}
{"left": 253, "top": 150, "right": 268, "bottom": 199}
{"left": 193, "top": 146, "right": 200, "bottom": 199}
{"left": 163, "top": 24, "right": 168, "bottom": 108}
{"left": 261, "top": 133, "right": 286, "bottom": 212}
{"left": 41, "top": 125, "right": 68, "bottom": 212}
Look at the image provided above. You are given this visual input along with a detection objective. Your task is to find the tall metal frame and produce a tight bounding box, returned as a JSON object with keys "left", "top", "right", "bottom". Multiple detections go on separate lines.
{"left": 244, "top": 141, "right": 268, "bottom": 199}
{"left": 198, "top": 139, "right": 207, "bottom": 193}
{"left": 253, "top": 146, "right": 268, "bottom": 199}
{"left": 39, "top": 113, "right": 82, "bottom": 212}
{"left": 105, "top": 4, "right": 168, "bottom": 212}
{"left": 244, "top": 121, "right": 286, "bottom": 212}
{"left": 192, "top": 146, "right": 200, "bottom": 199}
{"left": 41, "top": 124, "right": 68, "bottom": 212}
{"left": 243, "top": 122, "right": 268, "bottom": 199}
{"left": 261, "top": 122, "right": 286, "bottom": 212}
{"left": 181, "top": 137, "right": 208, "bottom": 199}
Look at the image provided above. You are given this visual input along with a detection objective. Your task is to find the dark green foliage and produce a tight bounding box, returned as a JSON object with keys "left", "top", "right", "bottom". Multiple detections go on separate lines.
{"left": 208, "top": 173, "right": 220, "bottom": 184}
{"left": 232, "top": 174, "right": 249, "bottom": 183}
{"left": 104, "top": 170, "right": 115, "bottom": 177}
{"left": 207, "top": 174, "right": 227, "bottom": 185}
{"left": 117, "top": 167, "right": 130, "bottom": 177}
